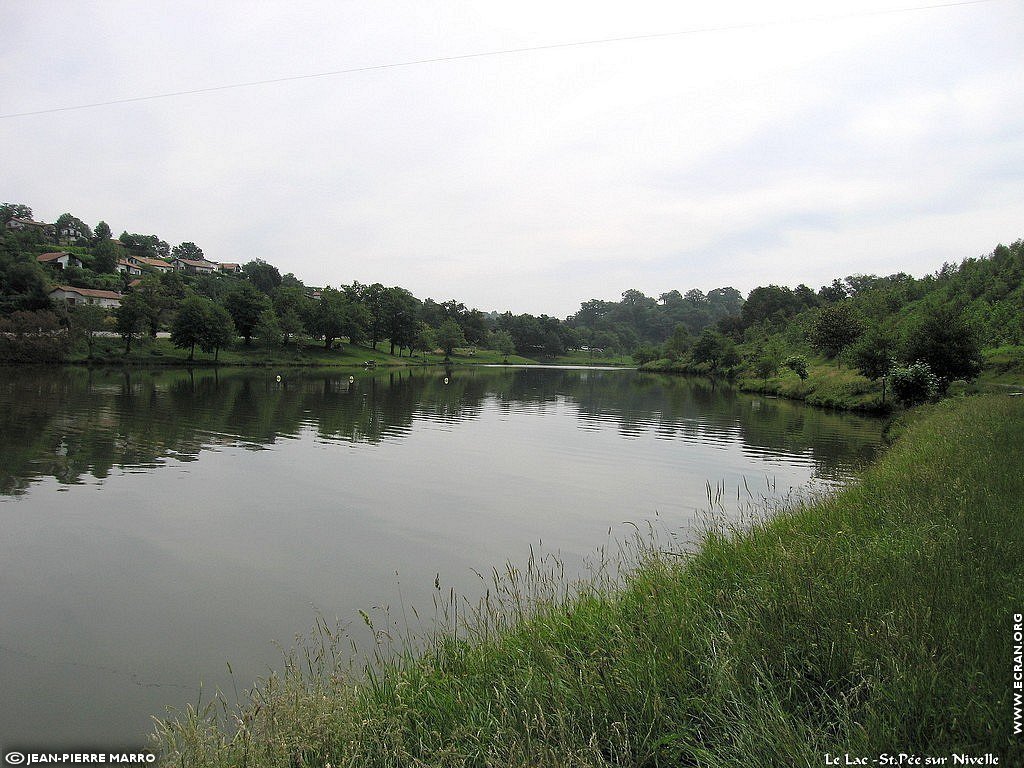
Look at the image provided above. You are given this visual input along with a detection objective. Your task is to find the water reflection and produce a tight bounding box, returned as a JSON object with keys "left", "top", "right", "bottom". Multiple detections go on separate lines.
{"left": 0, "top": 366, "right": 879, "bottom": 496}
{"left": 0, "top": 365, "right": 885, "bottom": 746}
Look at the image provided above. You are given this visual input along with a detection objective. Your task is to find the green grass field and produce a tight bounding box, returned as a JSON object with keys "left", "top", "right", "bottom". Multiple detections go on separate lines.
{"left": 154, "top": 394, "right": 1023, "bottom": 766}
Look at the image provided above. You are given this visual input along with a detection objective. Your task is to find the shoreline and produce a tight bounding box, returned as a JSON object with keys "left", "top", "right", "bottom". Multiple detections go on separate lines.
{"left": 154, "top": 393, "right": 1023, "bottom": 765}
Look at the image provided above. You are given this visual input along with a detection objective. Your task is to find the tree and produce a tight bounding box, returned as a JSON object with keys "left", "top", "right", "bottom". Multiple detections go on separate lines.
{"left": 242, "top": 259, "right": 282, "bottom": 294}
{"left": 92, "top": 239, "right": 124, "bottom": 274}
{"left": 311, "top": 287, "right": 369, "bottom": 349}
{"left": 382, "top": 287, "right": 420, "bottom": 355}
{"left": 412, "top": 323, "right": 437, "bottom": 357}
{"left": 200, "top": 303, "right": 235, "bottom": 361}
{"left": 810, "top": 302, "right": 863, "bottom": 358}
{"left": 691, "top": 329, "right": 726, "bottom": 369}
{"left": 224, "top": 283, "right": 270, "bottom": 344}
{"left": 171, "top": 242, "right": 205, "bottom": 261}
{"left": 69, "top": 303, "right": 109, "bottom": 359}
{"left": 850, "top": 326, "right": 895, "bottom": 402}
{"left": 783, "top": 355, "right": 809, "bottom": 380}
{"left": 93, "top": 221, "right": 112, "bottom": 242}
{"left": 131, "top": 275, "right": 174, "bottom": 337}
{"left": 255, "top": 308, "right": 282, "bottom": 350}
{"left": 754, "top": 354, "right": 779, "bottom": 384}
{"left": 171, "top": 296, "right": 211, "bottom": 360}
{"left": 114, "top": 293, "right": 148, "bottom": 354}
{"left": 490, "top": 329, "right": 516, "bottom": 362}
{"left": 0, "top": 203, "right": 32, "bottom": 225}
{"left": 436, "top": 319, "right": 466, "bottom": 358}
{"left": 119, "top": 233, "right": 169, "bottom": 259}
{"left": 357, "top": 282, "right": 386, "bottom": 348}
{"left": 274, "top": 286, "right": 311, "bottom": 346}
{"left": 741, "top": 285, "right": 803, "bottom": 329}
{"left": 818, "top": 278, "right": 848, "bottom": 302}
{"left": 902, "top": 305, "right": 982, "bottom": 388}
{"left": 171, "top": 297, "right": 235, "bottom": 361}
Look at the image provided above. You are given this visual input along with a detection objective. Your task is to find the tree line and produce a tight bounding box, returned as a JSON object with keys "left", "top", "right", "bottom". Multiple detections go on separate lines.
{"left": 640, "top": 239, "right": 1024, "bottom": 406}
{"left": 0, "top": 201, "right": 744, "bottom": 362}
{"left": 2, "top": 201, "right": 1021, "bottom": 390}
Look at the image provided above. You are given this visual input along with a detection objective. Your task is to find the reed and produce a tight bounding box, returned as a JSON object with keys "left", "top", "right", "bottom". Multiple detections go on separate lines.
{"left": 153, "top": 394, "right": 1023, "bottom": 766}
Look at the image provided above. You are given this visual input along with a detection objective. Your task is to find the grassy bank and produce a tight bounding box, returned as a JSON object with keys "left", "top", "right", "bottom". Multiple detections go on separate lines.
{"left": 155, "top": 394, "right": 1022, "bottom": 766}
{"left": 66, "top": 336, "right": 634, "bottom": 369}
{"left": 67, "top": 337, "right": 545, "bottom": 368}
{"left": 736, "top": 362, "right": 886, "bottom": 412}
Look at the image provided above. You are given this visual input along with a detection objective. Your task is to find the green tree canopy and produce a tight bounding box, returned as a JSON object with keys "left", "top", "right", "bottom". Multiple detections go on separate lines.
{"left": 0, "top": 203, "right": 32, "bottom": 225}
{"left": 810, "top": 302, "right": 864, "bottom": 358}
{"left": 171, "top": 242, "right": 205, "bottom": 262}
{"left": 902, "top": 305, "right": 982, "bottom": 388}
{"left": 224, "top": 283, "right": 271, "bottom": 344}
{"left": 242, "top": 259, "right": 282, "bottom": 294}
{"left": 436, "top": 319, "right": 467, "bottom": 357}
{"left": 114, "top": 292, "right": 148, "bottom": 354}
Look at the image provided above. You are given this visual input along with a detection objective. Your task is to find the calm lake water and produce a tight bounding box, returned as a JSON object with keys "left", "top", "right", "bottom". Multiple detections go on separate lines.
{"left": 0, "top": 365, "right": 885, "bottom": 747}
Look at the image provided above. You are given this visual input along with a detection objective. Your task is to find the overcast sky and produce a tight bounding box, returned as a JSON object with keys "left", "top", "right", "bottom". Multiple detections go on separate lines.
{"left": 2, "top": 1, "right": 1022, "bottom": 316}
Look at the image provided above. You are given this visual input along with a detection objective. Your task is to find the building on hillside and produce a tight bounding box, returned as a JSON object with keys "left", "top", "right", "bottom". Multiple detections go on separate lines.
{"left": 7, "top": 218, "right": 55, "bottom": 238}
{"left": 116, "top": 260, "right": 143, "bottom": 276}
{"left": 58, "top": 224, "right": 87, "bottom": 245}
{"left": 127, "top": 278, "right": 143, "bottom": 290}
{"left": 171, "top": 257, "right": 217, "bottom": 274}
{"left": 49, "top": 285, "right": 123, "bottom": 308}
{"left": 218, "top": 263, "right": 241, "bottom": 274}
{"left": 133, "top": 256, "right": 173, "bottom": 272}
{"left": 37, "top": 252, "right": 83, "bottom": 270}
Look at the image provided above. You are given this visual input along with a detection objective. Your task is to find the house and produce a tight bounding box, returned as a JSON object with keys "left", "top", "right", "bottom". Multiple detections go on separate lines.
{"left": 58, "top": 224, "right": 87, "bottom": 245}
{"left": 127, "top": 278, "right": 143, "bottom": 290}
{"left": 134, "top": 256, "right": 173, "bottom": 272}
{"left": 218, "top": 263, "right": 241, "bottom": 274}
{"left": 37, "top": 252, "right": 83, "bottom": 270}
{"left": 49, "top": 285, "right": 123, "bottom": 308}
{"left": 7, "top": 218, "right": 55, "bottom": 238}
{"left": 171, "top": 257, "right": 217, "bottom": 274}
{"left": 116, "top": 259, "right": 143, "bottom": 276}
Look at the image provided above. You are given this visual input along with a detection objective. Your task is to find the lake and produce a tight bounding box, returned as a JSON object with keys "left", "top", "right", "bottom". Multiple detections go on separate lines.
{"left": 0, "top": 365, "right": 885, "bottom": 747}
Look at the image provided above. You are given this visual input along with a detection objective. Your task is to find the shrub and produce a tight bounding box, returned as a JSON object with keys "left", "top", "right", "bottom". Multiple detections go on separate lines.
{"left": 890, "top": 361, "right": 940, "bottom": 407}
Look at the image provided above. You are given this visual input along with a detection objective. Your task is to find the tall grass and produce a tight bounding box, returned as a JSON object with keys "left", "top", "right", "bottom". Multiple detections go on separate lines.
{"left": 154, "top": 395, "right": 1023, "bottom": 766}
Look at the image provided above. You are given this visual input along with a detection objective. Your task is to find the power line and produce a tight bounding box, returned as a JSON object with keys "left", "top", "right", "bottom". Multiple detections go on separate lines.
{"left": 0, "top": 0, "right": 1002, "bottom": 120}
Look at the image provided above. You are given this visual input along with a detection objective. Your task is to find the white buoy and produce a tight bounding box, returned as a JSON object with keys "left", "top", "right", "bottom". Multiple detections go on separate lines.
{"left": 275, "top": 375, "right": 282, "bottom": 382}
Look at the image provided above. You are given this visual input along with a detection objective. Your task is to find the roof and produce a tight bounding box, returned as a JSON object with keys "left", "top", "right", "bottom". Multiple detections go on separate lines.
{"left": 8, "top": 217, "right": 51, "bottom": 228}
{"left": 127, "top": 279, "right": 142, "bottom": 289}
{"left": 37, "top": 252, "right": 77, "bottom": 263}
{"left": 219, "top": 263, "right": 240, "bottom": 269}
{"left": 50, "top": 285, "right": 124, "bottom": 300}
{"left": 173, "top": 257, "right": 217, "bottom": 269}
{"left": 136, "top": 256, "right": 172, "bottom": 268}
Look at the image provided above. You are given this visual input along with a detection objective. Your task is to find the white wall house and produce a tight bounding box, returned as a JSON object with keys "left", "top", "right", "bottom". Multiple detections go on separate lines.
{"left": 37, "top": 252, "right": 83, "bottom": 270}
{"left": 172, "top": 257, "right": 217, "bottom": 274}
{"left": 134, "top": 256, "right": 173, "bottom": 272}
{"left": 49, "top": 285, "right": 123, "bottom": 309}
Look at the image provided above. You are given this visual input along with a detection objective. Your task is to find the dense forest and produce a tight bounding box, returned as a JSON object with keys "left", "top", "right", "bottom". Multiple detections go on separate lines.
{"left": 2, "top": 200, "right": 1022, "bottom": 409}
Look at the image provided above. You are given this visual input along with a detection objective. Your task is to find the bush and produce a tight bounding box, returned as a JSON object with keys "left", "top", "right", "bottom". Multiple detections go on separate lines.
{"left": 783, "top": 355, "right": 809, "bottom": 380}
{"left": 890, "top": 361, "right": 940, "bottom": 407}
